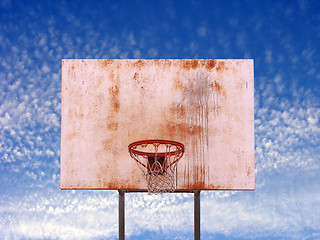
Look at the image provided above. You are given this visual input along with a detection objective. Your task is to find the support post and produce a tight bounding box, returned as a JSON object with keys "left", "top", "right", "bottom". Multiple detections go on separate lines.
{"left": 119, "top": 190, "right": 125, "bottom": 240}
{"left": 194, "top": 190, "right": 201, "bottom": 240}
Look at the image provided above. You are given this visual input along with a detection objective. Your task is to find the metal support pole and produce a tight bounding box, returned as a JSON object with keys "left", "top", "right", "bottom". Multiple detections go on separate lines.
{"left": 194, "top": 190, "right": 201, "bottom": 240}
{"left": 119, "top": 190, "right": 125, "bottom": 240}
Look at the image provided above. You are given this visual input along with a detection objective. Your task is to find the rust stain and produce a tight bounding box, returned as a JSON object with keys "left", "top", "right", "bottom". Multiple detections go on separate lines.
{"left": 132, "top": 59, "right": 172, "bottom": 70}
{"left": 97, "top": 75, "right": 105, "bottom": 88}
{"left": 153, "top": 59, "right": 160, "bottom": 64}
{"left": 131, "top": 71, "right": 148, "bottom": 99}
{"left": 105, "top": 180, "right": 121, "bottom": 189}
{"left": 95, "top": 94, "right": 105, "bottom": 105}
{"left": 104, "top": 177, "right": 120, "bottom": 189}
{"left": 109, "top": 85, "right": 120, "bottom": 112}
{"left": 180, "top": 182, "right": 222, "bottom": 190}
{"left": 183, "top": 124, "right": 203, "bottom": 135}
{"left": 181, "top": 59, "right": 199, "bottom": 70}
{"left": 173, "top": 77, "right": 188, "bottom": 92}
{"left": 68, "top": 64, "right": 75, "bottom": 76}
{"left": 133, "top": 59, "right": 145, "bottom": 70}
{"left": 204, "top": 59, "right": 217, "bottom": 70}
{"left": 102, "top": 138, "right": 112, "bottom": 150}
{"left": 210, "top": 80, "right": 224, "bottom": 95}
{"left": 170, "top": 104, "right": 186, "bottom": 118}
{"left": 216, "top": 61, "right": 225, "bottom": 72}
{"left": 106, "top": 122, "right": 118, "bottom": 130}
{"left": 171, "top": 71, "right": 213, "bottom": 192}
{"left": 108, "top": 71, "right": 120, "bottom": 112}
{"left": 153, "top": 59, "right": 172, "bottom": 68}
{"left": 187, "top": 181, "right": 206, "bottom": 190}
{"left": 162, "top": 59, "right": 172, "bottom": 67}
{"left": 192, "top": 165, "right": 207, "bottom": 186}
{"left": 132, "top": 72, "right": 142, "bottom": 86}
{"left": 160, "top": 121, "right": 203, "bottom": 139}
{"left": 133, "top": 72, "right": 138, "bottom": 81}
{"left": 102, "top": 174, "right": 143, "bottom": 190}
{"left": 215, "top": 81, "right": 223, "bottom": 94}
{"left": 66, "top": 131, "right": 78, "bottom": 142}
{"left": 98, "top": 59, "right": 114, "bottom": 68}
{"left": 68, "top": 108, "right": 84, "bottom": 120}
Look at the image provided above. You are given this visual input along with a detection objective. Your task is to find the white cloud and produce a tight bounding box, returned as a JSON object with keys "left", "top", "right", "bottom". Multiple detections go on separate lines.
{"left": 298, "top": 0, "right": 308, "bottom": 11}
{"left": 0, "top": 0, "right": 12, "bottom": 8}
{"left": 133, "top": 49, "right": 141, "bottom": 58}
{"left": 307, "top": 116, "right": 317, "bottom": 125}
{"left": 217, "top": 28, "right": 230, "bottom": 52}
{"left": 0, "top": 112, "right": 11, "bottom": 126}
{"left": 202, "top": 174, "right": 320, "bottom": 238}
{"left": 26, "top": 171, "right": 37, "bottom": 180}
{"left": 46, "top": 149, "right": 54, "bottom": 157}
{"left": 1, "top": 192, "right": 119, "bottom": 239}
{"left": 265, "top": 140, "right": 272, "bottom": 149}
{"left": 109, "top": 45, "right": 120, "bottom": 57}
{"left": 197, "top": 26, "right": 206, "bottom": 37}
{"left": 148, "top": 48, "right": 158, "bottom": 58}
{"left": 42, "top": 64, "right": 51, "bottom": 73}
{"left": 1, "top": 180, "right": 319, "bottom": 240}
{"left": 236, "top": 33, "right": 245, "bottom": 47}
{"left": 301, "top": 48, "right": 314, "bottom": 61}
{"left": 8, "top": 79, "right": 21, "bottom": 91}
{"left": 255, "top": 103, "right": 320, "bottom": 174}
{"left": 11, "top": 45, "right": 18, "bottom": 53}
{"left": 128, "top": 33, "right": 136, "bottom": 46}
{"left": 38, "top": 34, "right": 47, "bottom": 47}
{"left": 265, "top": 50, "right": 272, "bottom": 63}
{"left": 228, "top": 18, "right": 238, "bottom": 27}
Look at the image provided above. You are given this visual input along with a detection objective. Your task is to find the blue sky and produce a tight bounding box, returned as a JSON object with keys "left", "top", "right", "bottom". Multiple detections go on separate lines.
{"left": 1, "top": 0, "right": 320, "bottom": 239}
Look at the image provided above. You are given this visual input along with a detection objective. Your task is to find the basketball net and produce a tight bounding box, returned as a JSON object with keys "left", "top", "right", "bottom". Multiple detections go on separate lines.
{"left": 128, "top": 140, "right": 184, "bottom": 194}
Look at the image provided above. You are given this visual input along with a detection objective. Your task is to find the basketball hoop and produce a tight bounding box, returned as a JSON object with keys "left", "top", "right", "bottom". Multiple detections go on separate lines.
{"left": 128, "top": 139, "right": 185, "bottom": 194}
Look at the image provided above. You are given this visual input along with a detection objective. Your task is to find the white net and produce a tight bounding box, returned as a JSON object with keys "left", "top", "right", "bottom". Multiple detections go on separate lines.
{"left": 128, "top": 140, "right": 184, "bottom": 194}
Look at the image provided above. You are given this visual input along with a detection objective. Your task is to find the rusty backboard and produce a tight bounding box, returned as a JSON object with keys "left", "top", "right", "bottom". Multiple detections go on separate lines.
{"left": 61, "top": 59, "right": 254, "bottom": 191}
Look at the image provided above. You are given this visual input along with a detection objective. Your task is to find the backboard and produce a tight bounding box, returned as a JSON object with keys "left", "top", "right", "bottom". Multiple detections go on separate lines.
{"left": 61, "top": 59, "right": 254, "bottom": 191}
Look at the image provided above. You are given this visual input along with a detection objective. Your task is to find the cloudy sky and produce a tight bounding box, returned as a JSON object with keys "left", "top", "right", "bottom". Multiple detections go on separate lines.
{"left": 1, "top": 0, "right": 320, "bottom": 239}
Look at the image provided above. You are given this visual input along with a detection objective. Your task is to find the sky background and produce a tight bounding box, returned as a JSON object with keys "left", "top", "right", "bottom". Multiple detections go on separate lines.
{"left": 1, "top": 0, "right": 320, "bottom": 239}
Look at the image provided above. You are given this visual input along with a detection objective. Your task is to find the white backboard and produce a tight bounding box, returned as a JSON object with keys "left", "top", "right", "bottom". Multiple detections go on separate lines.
{"left": 61, "top": 59, "right": 254, "bottom": 191}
